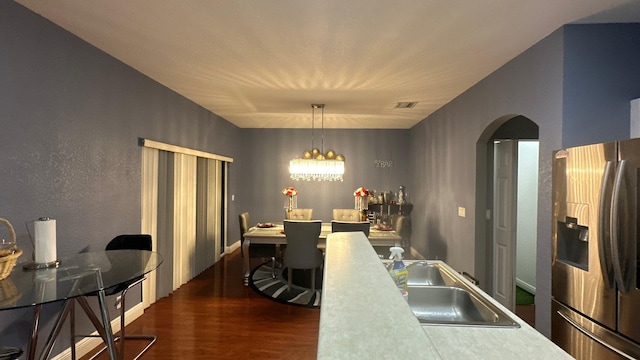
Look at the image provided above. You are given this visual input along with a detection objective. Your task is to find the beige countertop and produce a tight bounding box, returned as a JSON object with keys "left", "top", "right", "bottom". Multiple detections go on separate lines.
{"left": 317, "top": 232, "right": 572, "bottom": 359}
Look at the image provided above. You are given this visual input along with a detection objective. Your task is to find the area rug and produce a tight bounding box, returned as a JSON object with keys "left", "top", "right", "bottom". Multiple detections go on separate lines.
{"left": 249, "top": 261, "right": 322, "bottom": 308}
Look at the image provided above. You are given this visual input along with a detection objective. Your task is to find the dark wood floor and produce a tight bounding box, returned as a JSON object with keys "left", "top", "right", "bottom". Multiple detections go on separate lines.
{"left": 83, "top": 248, "right": 536, "bottom": 359}
{"left": 83, "top": 249, "right": 320, "bottom": 360}
{"left": 516, "top": 304, "right": 536, "bottom": 328}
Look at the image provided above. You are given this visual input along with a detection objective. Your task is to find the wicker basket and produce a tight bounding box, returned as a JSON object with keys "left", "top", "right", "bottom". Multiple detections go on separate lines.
{"left": 0, "top": 277, "right": 21, "bottom": 306}
{"left": 0, "top": 217, "right": 20, "bottom": 281}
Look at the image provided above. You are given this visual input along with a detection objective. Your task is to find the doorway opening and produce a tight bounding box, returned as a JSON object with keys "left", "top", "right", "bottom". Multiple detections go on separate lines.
{"left": 474, "top": 115, "right": 539, "bottom": 316}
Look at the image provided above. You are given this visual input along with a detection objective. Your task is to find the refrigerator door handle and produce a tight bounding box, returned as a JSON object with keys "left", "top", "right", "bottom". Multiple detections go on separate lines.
{"left": 557, "top": 308, "right": 637, "bottom": 359}
{"left": 611, "top": 159, "right": 630, "bottom": 293}
{"left": 598, "top": 161, "right": 615, "bottom": 289}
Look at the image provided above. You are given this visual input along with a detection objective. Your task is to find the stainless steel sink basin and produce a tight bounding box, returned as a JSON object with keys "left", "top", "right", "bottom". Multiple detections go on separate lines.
{"left": 407, "top": 285, "right": 519, "bottom": 327}
{"left": 406, "top": 262, "right": 454, "bottom": 286}
{"left": 398, "top": 261, "right": 520, "bottom": 328}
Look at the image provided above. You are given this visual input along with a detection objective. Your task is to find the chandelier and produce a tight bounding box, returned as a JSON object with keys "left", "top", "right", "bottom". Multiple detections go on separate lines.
{"left": 289, "top": 104, "right": 345, "bottom": 181}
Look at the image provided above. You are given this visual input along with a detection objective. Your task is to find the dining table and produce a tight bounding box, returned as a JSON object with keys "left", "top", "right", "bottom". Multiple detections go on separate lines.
{"left": 242, "top": 222, "right": 402, "bottom": 283}
{"left": 0, "top": 249, "right": 163, "bottom": 360}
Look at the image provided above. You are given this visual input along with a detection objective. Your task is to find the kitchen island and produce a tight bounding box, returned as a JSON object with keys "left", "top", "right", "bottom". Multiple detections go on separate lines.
{"left": 317, "top": 232, "right": 571, "bottom": 359}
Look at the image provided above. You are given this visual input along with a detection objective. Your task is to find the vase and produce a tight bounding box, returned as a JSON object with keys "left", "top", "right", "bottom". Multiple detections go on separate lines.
{"left": 284, "top": 195, "right": 297, "bottom": 211}
{"left": 354, "top": 196, "right": 368, "bottom": 211}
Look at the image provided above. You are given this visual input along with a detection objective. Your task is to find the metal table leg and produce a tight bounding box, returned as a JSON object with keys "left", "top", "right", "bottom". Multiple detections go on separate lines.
{"left": 242, "top": 239, "right": 251, "bottom": 285}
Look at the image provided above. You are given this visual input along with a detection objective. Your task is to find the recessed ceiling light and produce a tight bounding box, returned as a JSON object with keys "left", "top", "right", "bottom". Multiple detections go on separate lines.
{"left": 395, "top": 102, "right": 418, "bottom": 109}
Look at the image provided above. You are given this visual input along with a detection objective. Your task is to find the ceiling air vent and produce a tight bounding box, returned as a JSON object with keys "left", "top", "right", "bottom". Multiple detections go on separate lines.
{"left": 395, "top": 102, "right": 417, "bottom": 109}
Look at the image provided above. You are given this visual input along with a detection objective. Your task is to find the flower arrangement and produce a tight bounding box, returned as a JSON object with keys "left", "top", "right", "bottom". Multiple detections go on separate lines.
{"left": 283, "top": 187, "right": 298, "bottom": 210}
{"left": 354, "top": 187, "right": 369, "bottom": 212}
{"left": 353, "top": 187, "right": 369, "bottom": 197}
{"left": 282, "top": 187, "right": 298, "bottom": 196}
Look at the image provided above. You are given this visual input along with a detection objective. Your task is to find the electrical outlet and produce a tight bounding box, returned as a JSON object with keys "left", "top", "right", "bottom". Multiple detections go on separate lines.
{"left": 458, "top": 207, "right": 466, "bottom": 217}
{"left": 115, "top": 295, "right": 122, "bottom": 309}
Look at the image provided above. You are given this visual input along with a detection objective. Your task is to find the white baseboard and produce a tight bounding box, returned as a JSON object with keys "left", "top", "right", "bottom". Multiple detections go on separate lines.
{"left": 516, "top": 278, "right": 536, "bottom": 295}
{"left": 51, "top": 303, "right": 145, "bottom": 360}
{"left": 225, "top": 240, "right": 241, "bottom": 255}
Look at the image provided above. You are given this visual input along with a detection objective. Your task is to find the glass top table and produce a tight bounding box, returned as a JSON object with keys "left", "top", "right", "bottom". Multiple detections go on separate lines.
{"left": 0, "top": 250, "right": 163, "bottom": 360}
{"left": 0, "top": 250, "right": 162, "bottom": 310}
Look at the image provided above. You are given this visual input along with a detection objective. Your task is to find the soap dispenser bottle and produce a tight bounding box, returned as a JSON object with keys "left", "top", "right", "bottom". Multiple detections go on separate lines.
{"left": 389, "top": 246, "right": 408, "bottom": 298}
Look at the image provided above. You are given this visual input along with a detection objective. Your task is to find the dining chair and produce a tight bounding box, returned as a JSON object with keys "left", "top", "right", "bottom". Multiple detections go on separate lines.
{"left": 284, "top": 208, "right": 313, "bottom": 220}
{"left": 283, "top": 220, "right": 323, "bottom": 291}
{"left": 239, "top": 212, "right": 276, "bottom": 278}
{"left": 332, "top": 209, "right": 362, "bottom": 222}
{"left": 74, "top": 234, "right": 156, "bottom": 360}
{"left": 331, "top": 220, "right": 371, "bottom": 237}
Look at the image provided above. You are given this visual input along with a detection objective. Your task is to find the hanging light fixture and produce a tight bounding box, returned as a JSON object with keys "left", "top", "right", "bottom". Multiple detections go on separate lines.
{"left": 289, "top": 104, "right": 345, "bottom": 181}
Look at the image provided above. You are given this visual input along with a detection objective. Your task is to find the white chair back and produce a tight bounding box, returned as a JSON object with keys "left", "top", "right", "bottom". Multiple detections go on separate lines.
{"left": 285, "top": 208, "right": 313, "bottom": 220}
{"left": 332, "top": 209, "right": 362, "bottom": 221}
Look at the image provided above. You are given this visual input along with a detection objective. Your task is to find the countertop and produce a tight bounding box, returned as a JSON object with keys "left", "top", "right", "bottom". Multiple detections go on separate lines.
{"left": 317, "top": 232, "right": 572, "bottom": 359}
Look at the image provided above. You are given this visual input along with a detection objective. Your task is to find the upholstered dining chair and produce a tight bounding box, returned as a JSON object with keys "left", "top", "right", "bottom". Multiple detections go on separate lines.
{"left": 239, "top": 212, "right": 277, "bottom": 278}
{"left": 332, "top": 209, "right": 362, "bottom": 222}
{"left": 331, "top": 220, "right": 371, "bottom": 237}
{"left": 283, "top": 220, "right": 323, "bottom": 291}
{"left": 285, "top": 208, "right": 313, "bottom": 220}
{"left": 75, "top": 234, "right": 156, "bottom": 360}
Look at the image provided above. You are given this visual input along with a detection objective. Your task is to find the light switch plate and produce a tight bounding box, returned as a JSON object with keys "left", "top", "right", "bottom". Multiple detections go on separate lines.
{"left": 458, "top": 207, "right": 466, "bottom": 217}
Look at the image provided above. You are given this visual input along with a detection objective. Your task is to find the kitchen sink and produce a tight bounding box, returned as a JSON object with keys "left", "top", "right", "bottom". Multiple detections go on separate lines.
{"left": 407, "top": 285, "right": 519, "bottom": 327}
{"left": 394, "top": 261, "right": 521, "bottom": 328}
{"left": 406, "top": 261, "right": 455, "bottom": 286}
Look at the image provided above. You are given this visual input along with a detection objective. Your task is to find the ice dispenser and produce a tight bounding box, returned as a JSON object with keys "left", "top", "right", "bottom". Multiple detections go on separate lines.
{"left": 557, "top": 215, "right": 589, "bottom": 270}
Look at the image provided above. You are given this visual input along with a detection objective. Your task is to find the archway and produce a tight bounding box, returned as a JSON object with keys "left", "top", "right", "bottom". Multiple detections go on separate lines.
{"left": 474, "top": 115, "right": 539, "bottom": 311}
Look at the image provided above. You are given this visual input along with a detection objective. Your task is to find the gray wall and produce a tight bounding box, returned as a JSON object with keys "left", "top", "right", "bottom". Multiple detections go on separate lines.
{"left": 0, "top": 1, "right": 242, "bottom": 353}
{"left": 409, "top": 29, "right": 565, "bottom": 337}
{"left": 563, "top": 24, "right": 640, "bottom": 146}
{"left": 235, "top": 128, "right": 409, "bottom": 224}
{"left": 408, "top": 23, "right": 640, "bottom": 337}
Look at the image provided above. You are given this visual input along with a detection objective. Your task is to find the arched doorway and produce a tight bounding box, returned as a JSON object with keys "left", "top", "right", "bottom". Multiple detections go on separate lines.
{"left": 474, "top": 115, "right": 539, "bottom": 312}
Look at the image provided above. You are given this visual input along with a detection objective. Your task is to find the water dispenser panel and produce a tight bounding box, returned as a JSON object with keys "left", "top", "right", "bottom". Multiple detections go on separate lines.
{"left": 557, "top": 216, "right": 589, "bottom": 270}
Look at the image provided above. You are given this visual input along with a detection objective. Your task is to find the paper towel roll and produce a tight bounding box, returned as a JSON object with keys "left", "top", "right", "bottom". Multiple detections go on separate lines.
{"left": 34, "top": 218, "right": 57, "bottom": 264}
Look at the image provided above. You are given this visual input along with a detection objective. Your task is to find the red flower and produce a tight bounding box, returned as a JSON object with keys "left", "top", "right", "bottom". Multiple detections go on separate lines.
{"left": 282, "top": 187, "right": 298, "bottom": 196}
{"left": 354, "top": 187, "right": 369, "bottom": 197}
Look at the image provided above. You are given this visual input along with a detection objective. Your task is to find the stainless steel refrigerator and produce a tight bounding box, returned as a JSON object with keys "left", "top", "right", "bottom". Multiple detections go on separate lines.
{"left": 552, "top": 139, "right": 640, "bottom": 359}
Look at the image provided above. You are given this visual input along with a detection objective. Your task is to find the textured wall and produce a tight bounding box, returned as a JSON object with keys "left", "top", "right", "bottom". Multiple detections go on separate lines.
{"left": 0, "top": 2, "right": 242, "bottom": 354}
{"left": 235, "top": 128, "right": 410, "bottom": 224}
{"left": 563, "top": 24, "right": 640, "bottom": 146}
{"left": 408, "top": 23, "right": 640, "bottom": 338}
{"left": 409, "top": 28, "right": 565, "bottom": 337}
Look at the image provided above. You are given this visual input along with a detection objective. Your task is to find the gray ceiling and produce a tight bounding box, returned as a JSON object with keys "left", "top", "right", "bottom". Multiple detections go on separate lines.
{"left": 16, "top": 0, "right": 640, "bottom": 129}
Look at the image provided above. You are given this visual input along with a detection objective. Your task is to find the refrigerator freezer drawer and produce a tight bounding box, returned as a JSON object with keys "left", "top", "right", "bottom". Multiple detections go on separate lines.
{"left": 552, "top": 300, "right": 640, "bottom": 359}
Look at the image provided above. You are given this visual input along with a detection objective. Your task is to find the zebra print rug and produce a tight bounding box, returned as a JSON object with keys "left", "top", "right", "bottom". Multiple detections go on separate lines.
{"left": 248, "top": 261, "right": 322, "bottom": 308}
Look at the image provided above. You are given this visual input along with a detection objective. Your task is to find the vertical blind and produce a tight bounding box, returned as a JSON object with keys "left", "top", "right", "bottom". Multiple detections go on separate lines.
{"left": 141, "top": 139, "right": 232, "bottom": 300}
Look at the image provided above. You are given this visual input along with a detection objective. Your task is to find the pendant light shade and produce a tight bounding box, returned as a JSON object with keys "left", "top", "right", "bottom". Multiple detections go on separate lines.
{"left": 289, "top": 104, "right": 344, "bottom": 181}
